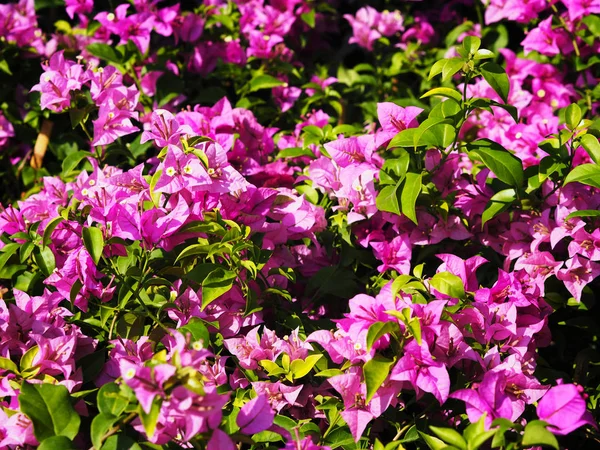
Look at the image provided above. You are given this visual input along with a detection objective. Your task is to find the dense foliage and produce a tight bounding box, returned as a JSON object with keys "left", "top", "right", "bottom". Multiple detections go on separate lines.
{"left": 1, "top": 0, "right": 600, "bottom": 449}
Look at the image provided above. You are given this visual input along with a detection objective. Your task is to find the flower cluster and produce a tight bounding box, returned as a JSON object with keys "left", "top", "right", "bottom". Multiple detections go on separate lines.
{"left": 0, "top": 0, "right": 599, "bottom": 449}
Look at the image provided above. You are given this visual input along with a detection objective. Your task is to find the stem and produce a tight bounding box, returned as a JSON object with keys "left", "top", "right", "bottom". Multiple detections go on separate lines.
{"left": 549, "top": 2, "right": 581, "bottom": 57}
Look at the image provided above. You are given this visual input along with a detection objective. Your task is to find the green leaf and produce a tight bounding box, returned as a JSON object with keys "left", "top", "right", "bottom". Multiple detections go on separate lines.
{"left": 139, "top": 400, "right": 161, "bottom": 440}
{"left": 521, "top": 421, "right": 559, "bottom": 450}
{"left": 0, "top": 243, "right": 20, "bottom": 273}
{"left": 429, "top": 426, "right": 467, "bottom": 450}
{"left": 19, "top": 381, "right": 81, "bottom": 441}
{"left": 38, "top": 436, "right": 77, "bottom": 450}
{"left": 463, "top": 414, "right": 496, "bottom": 449}
{"left": 566, "top": 209, "right": 600, "bottom": 220}
{"left": 580, "top": 134, "right": 600, "bottom": 164}
{"left": 380, "top": 154, "right": 410, "bottom": 185}
{"left": 474, "top": 49, "right": 495, "bottom": 60}
{"left": 276, "top": 147, "right": 315, "bottom": 160}
{"left": 468, "top": 139, "right": 524, "bottom": 187}
{"left": 315, "top": 368, "right": 344, "bottom": 377}
{"left": 61, "top": 151, "right": 91, "bottom": 175}
{"left": 178, "top": 318, "right": 210, "bottom": 348}
{"left": 421, "top": 87, "right": 462, "bottom": 104}
{"left": 480, "top": 62, "right": 510, "bottom": 103}
{"left": 301, "top": 9, "right": 316, "bottom": 28}
{"left": 202, "top": 268, "right": 236, "bottom": 309}
{"left": 481, "top": 188, "right": 517, "bottom": 226}
{"left": 463, "top": 35, "right": 481, "bottom": 54}
{"left": 442, "top": 58, "right": 464, "bottom": 82}
{"left": 20, "top": 346, "right": 39, "bottom": 373}
{"left": 290, "top": 354, "right": 322, "bottom": 379}
{"left": 248, "top": 75, "right": 286, "bottom": 93}
{"left": 428, "top": 59, "right": 447, "bottom": 80}
{"left": 565, "top": 103, "right": 582, "bottom": 130}
{"left": 101, "top": 435, "right": 143, "bottom": 450}
{"left": 364, "top": 356, "right": 395, "bottom": 404}
{"left": 0, "top": 59, "right": 13, "bottom": 75}
{"left": 406, "top": 317, "right": 422, "bottom": 345}
{"left": 86, "top": 43, "right": 123, "bottom": 64}
{"left": 0, "top": 356, "right": 19, "bottom": 373}
{"left": 69, "top": 107, "right": 90, "bottom": 130}
{"left": 91, "top": 413, "right": 117, "bottom": 450}
{"left": 97, "top": 383, "right": 129, "bottom": 417}
{"left": 414, "top": 118, "right": 452, "bottom": 149}
{"left": 489, "top": 100, "right": 519, "bottom": 122}
{"left": 82, "top": 227, "right": 105, "bottom": 266}
{"left": 400, "top": 173, "right": 422, "bottom": 224}
{"left": 42, "top": 216, "right": 64, "bottom": 248}
{"left": 419, "top": 431, "right": 449, "bottom": 450}
{"left": 429, "top": 272, "right": 465, "bottom": 299}
{"left": 564, "top": 163, "right": 600, "bottom": 189}
{"left": 33, "top": 246, "right": 56, "bottom": 277}
{"left": 260, "top": 359, "right": 286, "bottom": 376}
{"left": 366, "top": 321, "right": 399, "bottom": 351}
{"left": 376, "top": 182, "right": 401, "bottom": 215}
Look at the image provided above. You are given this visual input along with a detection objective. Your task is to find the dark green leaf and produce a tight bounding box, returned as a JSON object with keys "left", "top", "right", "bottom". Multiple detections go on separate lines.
{"left": 101, "top": 435, "right": 143, "bottom": 450}
{"left": 248, "top": 75, "right": 286, "bottom": 93}
{"left": 364, "top": 356, "right": 395, "bottom": 404}
{"left": 86, "top": 43, "right": 123, "bottom": 64}
{"left": 38, "top": 436, "right": 77, "bottom": 450}
{"left": 19, "top": 382, "right": 81, "bottom": 441}
{"left": 33, "top": 246, "right": 56, "bottom": 277}
{"left": 42, "top": 217, "right": 64, "bottom": 248}
{"left": 82, "top": 227, "right": 105, "bottom": 266}
{"left": 91, "top": 413, "right": 117, "bottom": 450}
{"left": 480, "top": 62, "right": 510, "bottom": 103}
{"left": 400, "top": 172, "right": 422, "bottom": 224}
{"left": 61, "top": 151, "right": 91, "bottom": 175}
{"left": 481, "top": 188, "right": 516, "bottom": 226}
{"left": 97, "top": 383, "right": 129, "bottom": 417}
{"left": 468, "top": 139, "right": 524, "bottom": 186}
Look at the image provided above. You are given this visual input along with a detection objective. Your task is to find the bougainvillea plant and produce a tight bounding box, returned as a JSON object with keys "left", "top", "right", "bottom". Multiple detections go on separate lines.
{"left": 1, "top": 0, "right": 600, "bottom": 449}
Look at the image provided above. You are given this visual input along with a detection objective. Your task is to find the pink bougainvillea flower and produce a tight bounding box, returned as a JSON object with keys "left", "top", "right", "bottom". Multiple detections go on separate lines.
{"left": 153, "top": 145, "right": 212, "bottom": 194}
{"left": 237, "top": 394, "right": 275, "bottom": 434}
{"left": 344, "top": 6, "right": 382, "bottom": 51}
{"left": 370, "top": 234, "right": 412, "bottom": 274}
{"left": 207, "top": 429, "right": 235, "bottom": 450}
{"left": 0, "top": 112, "right": 15, "bottom": 148}
{"left": 537, "top": 383, "right": 597, "bottom": 435}
{"left": 390, "top": 340, "right": 450, "bottom": 405}
{"left": 450, "top": 370, "right": 514, "bottom": 428}
{"left": 522, "top": 16, "right": 572, "bottom": 56}
{"left": 556, "top": 255, "right": 600, "bottom": 302}
{"left": 562, "top": 0, "right": 600, "bottom": 21}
